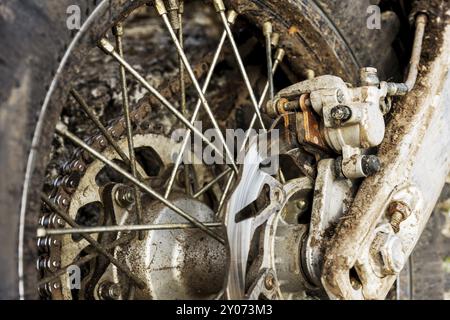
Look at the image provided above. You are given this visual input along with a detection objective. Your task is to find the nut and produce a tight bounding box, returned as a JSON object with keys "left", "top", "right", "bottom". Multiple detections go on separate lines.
{"left": 387, "top": 201, "right": 411, "bottom": 233}
{"left": 98, "top": 282, "right": 121, "bottom": 300}
{"left": 380, "top": 233, "right": 405, "bottom": 275}
{"left": 264, "top": 274, "right": 275, "bottom": 290}
{"left": 115, "top": 186, "right": 134, "bottom": 208}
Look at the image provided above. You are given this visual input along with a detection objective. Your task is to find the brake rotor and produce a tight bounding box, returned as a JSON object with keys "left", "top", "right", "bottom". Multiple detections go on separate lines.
{"left": 223, "top": 131, "right": 314, "bottom": 299}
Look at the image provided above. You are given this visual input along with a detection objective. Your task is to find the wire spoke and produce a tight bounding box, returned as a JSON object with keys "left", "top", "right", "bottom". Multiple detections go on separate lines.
{"left": 98, "top": 38, "right": 228, "bottom": 167}
{"left": 38, "top": 222, "right": 223, "bottom": 237}
{"left": 193, "top": 167, "right": 232, "bottom": 199}
{"left": 176, "top": 1, "right": 192, "bottom": 195}
{"left": 216, "top": 169, "right": 235, "bottom": 216}
{"left": 164, "top": 11, "right": 238, "bottom": 199}
{"left": 219, "top": 48, "right": 286, "bottom": 214}
{"left": 213, "top": 0, "right": 265, "bottom": 130}
{"left": 154, "top": 0, "right": 238, "bottom": 174}
{"left": 70, "top": 89, "right": 137, "bottom": 172}
{"left": 54, "top": 123, "right": 226, "bottom": 244}
{"left": 40, "top": 193, "right": 147, "bottom": 289}
{"left": 113, "top": 23, "right": 145, "bottom": 240}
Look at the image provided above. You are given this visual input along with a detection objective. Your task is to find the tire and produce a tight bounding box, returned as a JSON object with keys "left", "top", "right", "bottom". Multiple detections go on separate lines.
{"left": 0, "top": 0, "right": 406, "bottom": 299}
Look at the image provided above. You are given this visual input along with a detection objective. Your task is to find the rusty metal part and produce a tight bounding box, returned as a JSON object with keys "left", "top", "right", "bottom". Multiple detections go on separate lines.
{"left": 298, "top": 94, "right": 328, "bottom": 150}
{"left": 387, "top": 201, "right": 412, "bottom": 233}
{"left": 40, "top": 193, "right": 147, "bottom": 289}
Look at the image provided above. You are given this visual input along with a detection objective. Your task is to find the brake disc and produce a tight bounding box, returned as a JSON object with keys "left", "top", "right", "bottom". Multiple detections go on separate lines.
{"left": 223, "top": 132, "right": 314, "bottom": 299}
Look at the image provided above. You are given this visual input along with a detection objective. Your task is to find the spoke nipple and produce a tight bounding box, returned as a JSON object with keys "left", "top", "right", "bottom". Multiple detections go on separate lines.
{"left": 98, "top": 38, "right": 115, "bottom": 55}
{"left": 226, "top": 10, "right": 238, "bottom": 25}
{"left": 37, "top": 228, "right": 47, "bottom": 238}
{"left": 275, "top": 48, "right": 285, "bottom": 63}
{"left": 263, "top": 21, "right": 273, "bottom": 37}
{"left": 112, "top": 23, "right": 124, "bottom": 37}
{"left": 178, "top": 0, "right": 185, "bottom": 14}
{"left": 271, "top": 33, "right": 280, "bottom": 47}
{"left": 55, "top": 122, "right": 68, "bottom": 135}
{"left": 154, "top": 0, "right": 167, "bottom": 16}
{"left": 213, "top": 0, "right": 226, "bottom": 12}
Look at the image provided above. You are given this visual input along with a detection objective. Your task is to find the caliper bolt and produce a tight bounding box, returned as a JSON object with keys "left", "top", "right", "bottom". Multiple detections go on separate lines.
{"left": 387, "top": 201, "right": 411, "bottom": 233}
{"left": 330, "top": 105, "right": 352, "bottom": 122}
{"left": 264, "top": 273, "right": 275, "bottom": 290}
{"left": 98, "top": 282, "right": 121, "bottom": 300}
{"left": 115, "top": 186, "right": 134, "bottom": 208}
{"left": 361, "top": 155, "right": 381, "bottom": 176}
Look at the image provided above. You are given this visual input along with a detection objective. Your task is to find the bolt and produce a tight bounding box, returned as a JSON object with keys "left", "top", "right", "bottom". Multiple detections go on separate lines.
{"left": 296, "top": 200, "right": 308, "bottom": 212}
{"left": 264, "top": 273, "right": 275, "bottom": 290}
{"left": 115, "top": 186, "right": 134, "bottom": 208}
{"left": 361, "top": 155, "right": 381, "bottom": 176}
{"left": 380, "top": 233, "right": 405, "bottom": 275}
{"left": 387, "top": 201, "right": 411, "bottom": 233}
{"left": 330, "top": 105, "right": 352, "bottom": 122}
{"left": 98, "top": 282, "right": 121, "bottom": 300}
{"left": 360, "top": 67, "right": 379, "bottom": 87}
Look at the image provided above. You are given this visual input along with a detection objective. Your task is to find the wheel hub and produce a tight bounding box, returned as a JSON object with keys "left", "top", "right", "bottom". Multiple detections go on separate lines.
{"left": 116, "top": 194, "right": 226, "bottom": 300}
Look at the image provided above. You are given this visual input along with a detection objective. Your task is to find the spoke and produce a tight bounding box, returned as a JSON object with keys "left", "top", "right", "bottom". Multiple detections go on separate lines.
{"left": 37, "top": 233, "right": 134, "bottom": 287}
{"left": 99, "top": 38, "right": 228, "bottom": 166}
{"left": 38, "top": 222, "right": 223, "bottom": 236}
{"left": 216, "top": 170, "right": 235, "bottom": 216}
{"left": 40, "top": 193, "right": 147, "bottom": 289}
{"left": 220, "top": 48, "right": 286, "bottom": 214}
{"left": 164, "top": 11, "right": 238, "bottom": 199}
{"left": 70, "top": 89, "right": 135, "bottom": 171}
{"left": 154, "top": 0, "right": 238, "bottom": 173}
{"left": 177, "top": 0, "right": 186, "bottom": 115}
{"left": 113, "top": 23, "right": 145, "bottom": 240}
{"left": 239, "top": 49, "right": 285, "bottom": 154}
{"left": 213, "top": 0, "right": 265, "bottom": 130}
{"left": 263, "top": 22, "right": 275, "bottom": 101}
{"left": 193, "top": 167, "right": 232, "bottom": 199}
{"left": 55, "top": 123, "right": 226, "bottom": 245}
{"left": 176, "top": 1, "right": 192, "bottom": 195}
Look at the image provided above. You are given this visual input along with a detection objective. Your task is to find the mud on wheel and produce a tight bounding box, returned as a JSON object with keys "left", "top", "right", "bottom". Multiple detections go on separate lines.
{"left": 2, "top": 0, "right": 447, "bottom": 300}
